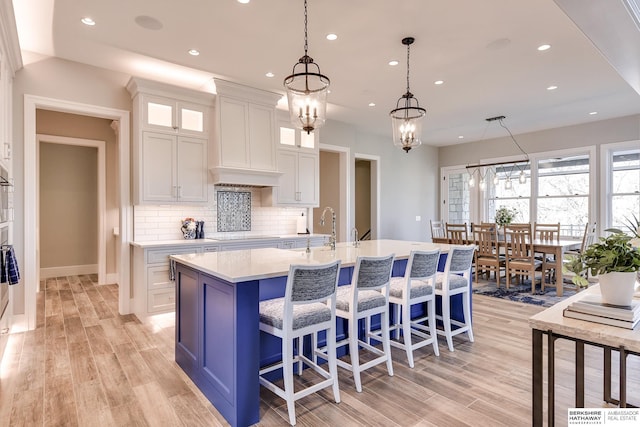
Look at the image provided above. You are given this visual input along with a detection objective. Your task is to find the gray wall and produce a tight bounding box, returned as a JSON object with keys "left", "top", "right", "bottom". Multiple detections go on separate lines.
{"left": 319, "top": 119, "right": 440, "bottom": 242}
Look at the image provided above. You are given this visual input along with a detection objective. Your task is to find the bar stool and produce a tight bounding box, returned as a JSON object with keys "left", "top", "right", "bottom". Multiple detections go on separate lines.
{"left": 258, "top": 260, "right": 341, "bottom": 426}
{"left": 435, "top": 245, "right": 476, "bottom": 351}
{"left": 332, "top": 254, "right": 395, "bottom": 392}
{"left": 387, "top": 249, "right": 440, "bottom": 368}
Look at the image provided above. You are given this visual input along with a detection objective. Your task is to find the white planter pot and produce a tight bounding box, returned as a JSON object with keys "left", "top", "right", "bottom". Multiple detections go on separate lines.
{"left": 598, "top": 271, "right": 638, "bottom": 306}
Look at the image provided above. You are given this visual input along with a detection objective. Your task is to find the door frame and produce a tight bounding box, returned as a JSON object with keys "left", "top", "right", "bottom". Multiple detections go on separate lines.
{"left": 24, "top": 95, "right": 131, "bottom": 330}
{"left": 440, "top": 165, "right": 479, "bottom": 224}
{"left": 37, "top": 134, "right": 107, "bottom": 284}
{"left": 354, "top": 153, "right": 380, "bottom": 240}
{"left": 318, "top": 143, "right": 350, "bottom": 242}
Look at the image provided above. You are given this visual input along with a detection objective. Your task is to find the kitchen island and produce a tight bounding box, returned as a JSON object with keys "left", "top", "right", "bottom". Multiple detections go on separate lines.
{"left": 171, "top": 239, "right": 461, "bottom": 427}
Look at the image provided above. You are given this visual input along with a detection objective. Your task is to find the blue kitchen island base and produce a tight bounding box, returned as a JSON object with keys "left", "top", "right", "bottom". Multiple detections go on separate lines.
{"left": 172, "top": 241, "right": 470, "bottom": 427}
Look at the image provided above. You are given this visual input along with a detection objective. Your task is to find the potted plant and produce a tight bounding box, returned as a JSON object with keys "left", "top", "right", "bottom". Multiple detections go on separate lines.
{"left": 565, "top": 232, "right": 640, "bottom": 306}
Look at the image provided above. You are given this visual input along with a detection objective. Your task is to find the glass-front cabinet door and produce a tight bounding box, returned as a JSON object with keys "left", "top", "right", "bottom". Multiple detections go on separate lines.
{"left": 143, "top": 95, "right": 207, "bottom": 135}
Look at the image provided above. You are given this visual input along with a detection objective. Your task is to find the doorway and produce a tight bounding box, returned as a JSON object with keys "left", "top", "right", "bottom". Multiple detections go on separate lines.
{"left": 24, "top": 95, "right": 131, "bottom": 330}
{"left": 354, "top": 153, "right": 380, "bottom": 240}
{"left": 316, "top": 144, "right": 350, "bottom": 242}
{"left": 37, "top": 134, "right": 107, "bottom": 285}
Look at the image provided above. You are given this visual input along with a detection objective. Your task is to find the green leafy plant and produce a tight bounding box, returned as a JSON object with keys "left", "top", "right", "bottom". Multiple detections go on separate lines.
{"left": 564, "top": 232, "right": 640, "bottom": 287}
{"left": 494, "top": 206, "right": 517, "bottom": 226}
{"left": 606, "top": 213, "right": 640, "bottom": 239}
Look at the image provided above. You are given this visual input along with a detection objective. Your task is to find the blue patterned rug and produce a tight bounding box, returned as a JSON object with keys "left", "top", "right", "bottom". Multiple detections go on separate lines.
{"left": 472, "top": 280, "right": 584, "bottom": 307}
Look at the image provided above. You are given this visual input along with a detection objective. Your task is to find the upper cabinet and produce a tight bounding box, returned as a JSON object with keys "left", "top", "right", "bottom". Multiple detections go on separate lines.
{"left": 127, "top": 77, "right": 215, "bottom": 205}
{"left": 263, "top": 118, "right": 319, "bottom": 207}
{"left": 210, "top": 79, "right": 282, "bottom": 187}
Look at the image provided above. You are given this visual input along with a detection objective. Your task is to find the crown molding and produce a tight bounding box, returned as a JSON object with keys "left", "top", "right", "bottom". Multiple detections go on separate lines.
{"left": 0, "top": 0, "right": 23, "bottom": 74}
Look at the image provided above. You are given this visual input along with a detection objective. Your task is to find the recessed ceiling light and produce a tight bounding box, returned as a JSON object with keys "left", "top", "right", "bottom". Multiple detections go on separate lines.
{"left": 188, "top": 49, "right": 200, "bottom": 56}
{"left": 265, "top": 72, "right": 275, "bottom": 78}
{"left": 368, "top": 102, "right": 376, "bottom": 107}
{"left": 237, "top": 0, "right": 250, "bottom": 3}
{"left": 547, "top": 85, "right": 558, "bottom": 91}
{"left": 434, "top": 80, "right": 444, "bottom": 85}
{"left": 537, "top": 44, "right": 551, "bottom": 51}
{"left": 458, "top": 135, "right": 464, "bottom": 139}
{"left": 589, "top": 111, "right": 598, "bottom": 115}
{"left": 81, "top": 17, "right": 95, "bottom": 26}
{"left": 388, "top": 60, "right": 399, "bottom": 66}
{"left": 326, "top": 33, "right": 337, "bottom": 41}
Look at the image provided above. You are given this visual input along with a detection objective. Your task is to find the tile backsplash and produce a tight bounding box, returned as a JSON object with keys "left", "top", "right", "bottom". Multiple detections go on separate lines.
{"left": 133, "top": 187, "right": 308, "bottom": 241}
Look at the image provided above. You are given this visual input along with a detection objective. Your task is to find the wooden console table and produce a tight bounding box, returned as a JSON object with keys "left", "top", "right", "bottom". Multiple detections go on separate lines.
{"left": 529, "top": 285, "right": 640, "bottom": 426}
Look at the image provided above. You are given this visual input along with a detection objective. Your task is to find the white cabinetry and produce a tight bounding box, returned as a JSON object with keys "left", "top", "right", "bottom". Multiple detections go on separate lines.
{"left": 210, "top": 79, "right": 282, "bottom": 186}
{"left": 127, "top": 77, "right": 214, "bottom": 205}
{"left": 264, "top": 121, "right": 319, "bottom": 207}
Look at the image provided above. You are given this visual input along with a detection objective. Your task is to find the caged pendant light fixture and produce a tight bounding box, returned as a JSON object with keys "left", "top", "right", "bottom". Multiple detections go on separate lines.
{"left": 284, "top": 0, "right": 330, "bottom": 134}
{"left": 389, "top": 37, "right": 426, "bottom": 153}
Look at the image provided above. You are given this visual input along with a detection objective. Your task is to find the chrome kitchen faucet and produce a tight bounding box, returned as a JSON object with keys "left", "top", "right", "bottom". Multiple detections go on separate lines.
{"left": 320, "top": 207, "right": 336, "bottom": 250}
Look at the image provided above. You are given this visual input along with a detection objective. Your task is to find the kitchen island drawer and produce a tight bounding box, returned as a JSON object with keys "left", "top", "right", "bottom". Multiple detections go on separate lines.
{"left": 148, "top": 288, "right": 176, "bottom": 313}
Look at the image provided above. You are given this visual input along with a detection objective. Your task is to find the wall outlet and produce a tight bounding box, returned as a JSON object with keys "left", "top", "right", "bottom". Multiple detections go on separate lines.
{"left": 415, "top": 216, "right": 421, "bottom": 221}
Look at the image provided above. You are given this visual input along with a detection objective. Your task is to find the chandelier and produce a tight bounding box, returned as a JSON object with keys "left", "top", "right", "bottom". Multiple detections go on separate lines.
{"left": 283, "top": 0, "right": 330, "bottom": 134}
{"left": 389, "top": 37, "right": 426, "bottom": 153}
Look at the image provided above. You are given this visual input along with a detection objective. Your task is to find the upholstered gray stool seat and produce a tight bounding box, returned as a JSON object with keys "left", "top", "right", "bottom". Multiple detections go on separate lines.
{"left": 389, "top": 277, "right": 433, "bottom": 299}
{"left": 435, "top": 273, "right": 467, "bottom": 291}
{"left": 259, "top": 299, "right": 331, "bottom": 330}
{"left": 335, "top": 286, "right": 386, "bottom": 312}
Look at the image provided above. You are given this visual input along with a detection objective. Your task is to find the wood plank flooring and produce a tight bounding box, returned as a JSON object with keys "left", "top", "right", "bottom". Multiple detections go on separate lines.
{"left": 1, "top": 275, "right": 639, "bottom": 426}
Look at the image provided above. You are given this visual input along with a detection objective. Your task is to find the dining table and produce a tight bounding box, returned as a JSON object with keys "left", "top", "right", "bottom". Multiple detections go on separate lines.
{"left": 434, "top": 235, "right": 582, "bottom": 296}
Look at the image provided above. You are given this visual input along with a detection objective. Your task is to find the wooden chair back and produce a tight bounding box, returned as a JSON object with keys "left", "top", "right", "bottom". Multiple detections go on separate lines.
{"left": 505, "top": 224, "right": 533, "bottom": 259}
{"left": 446, "top": 222, "right": 469, "bottom": 244}
{"left": 534, "top": 222, "right": 560, "bottom": 241}
{"left": 474, "top": 224, "right": 498, "bottom": 257}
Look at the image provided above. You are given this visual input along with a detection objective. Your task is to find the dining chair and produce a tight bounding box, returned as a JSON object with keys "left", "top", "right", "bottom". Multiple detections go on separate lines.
{"left": 332, "top": 254, "right": 395, "bottom": 392}
{"left": 504, "top": 224, "right": 542, "bottom": 292}
{"left": 445, "top": 222, "right": 469, "bottom": 244}
{"left": 258, "top": 260, "right": 341, "bottom": 425}
{"left": 430, "top": 220, "right": 446, "bottom": 243}
{"left": 473, "top": 223, "right": 505, "bottom": 285}
{"left": 560, "top": 222, "right": 598, "bottom": 285}
{"left": 434, "top": 245, "right": 476, "bottom": 351}
{"left": 533, "top": 222, "right": 561, "bottom": 284}
{"left": 387, "top": 249, "right": 440, "bottom": 368}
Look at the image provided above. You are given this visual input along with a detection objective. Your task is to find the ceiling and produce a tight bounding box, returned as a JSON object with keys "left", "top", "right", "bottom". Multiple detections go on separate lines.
{"left": 11, "top": 0, "right": 640, "bottom": 146}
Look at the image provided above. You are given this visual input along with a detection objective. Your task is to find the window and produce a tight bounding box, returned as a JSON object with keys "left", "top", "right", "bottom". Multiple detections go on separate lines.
{"left": 487, "top": 164, "right": 530, "bottom": 224}
{"left": 537, "top": 154, "right": 590, "bottom": 237}
{"left": 609, "top": 147, "right": 640, "bottom": 232}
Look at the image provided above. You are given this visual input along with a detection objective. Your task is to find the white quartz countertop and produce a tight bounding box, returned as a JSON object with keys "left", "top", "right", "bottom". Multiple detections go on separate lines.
{"left": 130, "top": 234, "right": 327, "bottom": 249}
{"left": 170, "top": 239, "right": 453, "bottom": 283}
{"left": 529, "top": 285, "right": 640, "bottom": 353}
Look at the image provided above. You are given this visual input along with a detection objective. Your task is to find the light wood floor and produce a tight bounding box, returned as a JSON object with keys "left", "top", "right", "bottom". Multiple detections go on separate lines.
{"left": 1, "top": 275, "right": 639, "bottom": 426}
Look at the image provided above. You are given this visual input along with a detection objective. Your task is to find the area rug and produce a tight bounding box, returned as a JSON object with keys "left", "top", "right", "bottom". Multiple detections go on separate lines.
{"left": 472, "top": 280, "right": 586, "bottom": 307}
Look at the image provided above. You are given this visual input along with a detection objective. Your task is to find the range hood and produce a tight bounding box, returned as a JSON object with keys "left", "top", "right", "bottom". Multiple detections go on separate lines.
{"left": 209, "top": 166, "right": 282, "bottom": 188}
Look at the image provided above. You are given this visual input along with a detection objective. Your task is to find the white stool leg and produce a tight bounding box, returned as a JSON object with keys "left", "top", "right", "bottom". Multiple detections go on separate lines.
{"left": 283, "top": 336, "right": 296, "bottom": 425}
{"left": 463, "top": 291, "right": 474, "bottom": 343}
{"left": 326, "top": 324, "right": 341, "bottom": 403}
{"left": 297, "top": 337, "right": 303, "bottom": 376}
{"left": 381, "top": 310, "right": 393, "bottom": 376}
{"left": 442, "top": 295, "right": 454, "bottom": 352}
{"left": 349, "top": 316, "right": 362, "bottom": 392}
{"left": 391, "top": 303, "right": 399, "bottom": 340}
{"left": 401, "top": 302, "right": 414, "bottom": 368}
{"left": 427, "top": 297, "right": 440, "bottom": 357}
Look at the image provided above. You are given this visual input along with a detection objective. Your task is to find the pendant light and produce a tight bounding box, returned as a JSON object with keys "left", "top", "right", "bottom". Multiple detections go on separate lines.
{"left": 284, "top": 0, "right": 330, "bottom": 134}
{"left": 390, "top": 37, "right": 426, "bottom": 153}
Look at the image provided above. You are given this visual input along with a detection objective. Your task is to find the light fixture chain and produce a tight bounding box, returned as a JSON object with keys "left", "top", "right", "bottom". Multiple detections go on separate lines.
{"left": 303, "top": 0, "right": 308, "bottom": 55}
{"left": 406, "top": 42, "right": 411, "bottom": 93}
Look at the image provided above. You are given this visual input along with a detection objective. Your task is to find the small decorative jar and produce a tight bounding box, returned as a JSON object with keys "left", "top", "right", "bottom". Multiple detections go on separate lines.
{"left": 181, "top": 218, "right": 197, "bottom": 240}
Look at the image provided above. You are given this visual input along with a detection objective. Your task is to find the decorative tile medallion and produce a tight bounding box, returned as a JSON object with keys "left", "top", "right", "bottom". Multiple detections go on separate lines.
{"left": 217, "top": 191, "right": 251, "bottom": 232}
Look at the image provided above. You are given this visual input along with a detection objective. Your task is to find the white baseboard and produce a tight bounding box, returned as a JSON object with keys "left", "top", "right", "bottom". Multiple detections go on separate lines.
{"left": 40, "top": 264, "right": 98, "bottom": 279}
{"left": 104, "top": 273, "right": 118, "bottom": 285}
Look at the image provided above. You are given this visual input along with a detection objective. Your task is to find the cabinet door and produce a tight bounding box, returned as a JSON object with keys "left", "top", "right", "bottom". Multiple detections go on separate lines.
{"left": 248, "top": 104, "right": 276, "bottom": 171}
{"left": 177, "top": 137, "right": 208, "bottom": 203}
{"left": 143, "top": 95, "right": 176, "bottom": 131}
{"left": 142, "top": 132, "right": 177, "bottom": 202}
{"left": 177, "top": 102, "right": 208, "bottom": 135}
{"left": 297, "top": 152, "right": 319, "bottom": 205}
{"left": 275, "top": 150, "right": 298, "bottom": 204}
{"left": 219, "top": 97, "right": 249, "bottom": 168}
